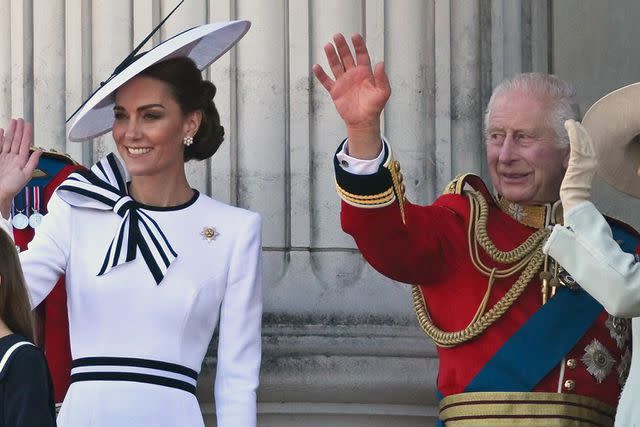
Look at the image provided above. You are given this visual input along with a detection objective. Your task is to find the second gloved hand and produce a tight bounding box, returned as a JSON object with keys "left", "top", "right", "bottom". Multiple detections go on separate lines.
{"left": 560, "top": 119, "right": 598, "bottom": 214}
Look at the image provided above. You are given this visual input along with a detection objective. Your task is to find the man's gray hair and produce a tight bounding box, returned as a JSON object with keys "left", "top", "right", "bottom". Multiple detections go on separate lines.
{"left": 484, "top": 73, "right": 578, "bottom": 147}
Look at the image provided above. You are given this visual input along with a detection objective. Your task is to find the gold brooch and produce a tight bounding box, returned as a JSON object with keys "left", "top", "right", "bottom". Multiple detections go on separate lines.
{"left": 201, "top": 226, "right": 219, "bottom": 242}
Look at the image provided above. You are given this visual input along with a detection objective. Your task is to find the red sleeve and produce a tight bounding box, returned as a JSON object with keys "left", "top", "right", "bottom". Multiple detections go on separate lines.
{"left": 340, "top": 195, "right": 470, "bottom": 285}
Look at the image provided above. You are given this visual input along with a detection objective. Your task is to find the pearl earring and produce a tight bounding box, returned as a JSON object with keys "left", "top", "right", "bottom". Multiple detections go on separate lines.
{"left": 183, "top": 135, "right": 194, "bottom": 146}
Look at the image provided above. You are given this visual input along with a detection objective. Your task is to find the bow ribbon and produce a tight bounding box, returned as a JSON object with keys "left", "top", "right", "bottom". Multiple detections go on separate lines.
{"left": 56, "top": 153, "right": 177, "bottom": 285}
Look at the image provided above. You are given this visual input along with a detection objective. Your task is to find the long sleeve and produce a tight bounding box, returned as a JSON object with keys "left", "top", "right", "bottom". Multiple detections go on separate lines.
{"left": 19, "top": 192, "right": 72, "bottom": 308}
{"left": 3, "top": 346, "right": 56, "bottom": 427}
{"left": 334, "top": 138, "right": 467, "bottom": 285}
{"left": 544, "top": 200, "right": 640, "bottom": 317}
{"left": 214, "top": 212, "right": 262, "bottom": 427}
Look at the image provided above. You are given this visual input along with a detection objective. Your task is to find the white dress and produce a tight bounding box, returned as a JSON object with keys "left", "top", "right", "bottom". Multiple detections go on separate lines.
{"left": 544, "top": 201, "right": 638, "bottom": 427}
{"left": 1, "top": 179, "right": 262, "bottom": 426}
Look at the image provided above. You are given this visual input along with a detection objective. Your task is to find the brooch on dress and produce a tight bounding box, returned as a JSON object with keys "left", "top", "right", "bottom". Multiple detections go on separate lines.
{"left": 201, "top": 226, "right": 219, "bottom": 242}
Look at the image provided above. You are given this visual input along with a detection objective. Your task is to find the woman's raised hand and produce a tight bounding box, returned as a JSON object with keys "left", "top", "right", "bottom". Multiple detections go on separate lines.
{"left": 0, "top": 119, "right": 41, "bottom": 218}
{"left": 312, "top": 33, "right": 390, "bottom": 159}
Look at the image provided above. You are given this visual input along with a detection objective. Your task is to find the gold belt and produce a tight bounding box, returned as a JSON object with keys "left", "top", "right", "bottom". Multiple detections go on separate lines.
{"left": 439, "top": 391, "right": 615, "bottom": 426}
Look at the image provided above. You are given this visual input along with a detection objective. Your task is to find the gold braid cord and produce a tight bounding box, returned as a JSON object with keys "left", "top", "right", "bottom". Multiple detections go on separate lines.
{"left": 413, "top": 190, "right": 549, "bottom": 348}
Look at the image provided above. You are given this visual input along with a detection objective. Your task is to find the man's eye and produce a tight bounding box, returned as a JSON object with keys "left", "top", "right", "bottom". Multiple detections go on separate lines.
{"left": 516, "top": 133, "right": 534, "bottom": 144}
{"left": 488, "top": 133, "right": 504, "bottom": 143}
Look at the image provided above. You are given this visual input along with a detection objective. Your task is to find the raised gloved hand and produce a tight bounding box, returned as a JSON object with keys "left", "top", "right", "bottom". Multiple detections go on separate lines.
{"left": 560, "top": 119, "right": 598, "bottom": 213}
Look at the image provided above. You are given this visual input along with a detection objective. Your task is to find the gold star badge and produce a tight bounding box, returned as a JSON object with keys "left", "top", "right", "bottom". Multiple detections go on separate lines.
{"left": 201, "top": 226, "right": 219, "bottom": 242}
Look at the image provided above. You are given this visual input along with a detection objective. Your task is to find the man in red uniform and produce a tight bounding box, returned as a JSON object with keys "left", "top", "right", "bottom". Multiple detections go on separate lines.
{"left": 313, "top": 34, "right": 634, "bottom": 426}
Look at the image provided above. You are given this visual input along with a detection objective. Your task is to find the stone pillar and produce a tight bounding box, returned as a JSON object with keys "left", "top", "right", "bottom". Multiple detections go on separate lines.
{"left": 65, "top": 0, "right": 92, "bottom": 164}
{"left": 10, "top": 0, "right": 33, "bottom": 122}
{"left": 90, "top": 0, "right": 132, "bottom": 160}
{"left": 0, "top": 1, "right": 11, "bottom": 126}
{"left": 34, "top": 0, "right": 66, "bottom": 151}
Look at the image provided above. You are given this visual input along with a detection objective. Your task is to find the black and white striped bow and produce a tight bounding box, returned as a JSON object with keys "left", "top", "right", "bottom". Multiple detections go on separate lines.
{"left": 56, "top": 153, "right": 177, "bottom": 285}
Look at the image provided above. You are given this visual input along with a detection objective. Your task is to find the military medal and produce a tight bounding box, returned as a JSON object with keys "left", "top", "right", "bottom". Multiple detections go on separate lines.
{"left": 11, "top": 194, "right": 28, "bottom": 230}
{"left": 29, "top": 186, "right": 43, "bottom": 228}
{"left": 12, "top": 212, "right": 28, "bottom": 229}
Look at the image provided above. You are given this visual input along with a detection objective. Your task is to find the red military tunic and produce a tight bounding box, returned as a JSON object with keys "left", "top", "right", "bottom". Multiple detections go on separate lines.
{"left": 334, "top": 140, "right": 632, "bottom": 425}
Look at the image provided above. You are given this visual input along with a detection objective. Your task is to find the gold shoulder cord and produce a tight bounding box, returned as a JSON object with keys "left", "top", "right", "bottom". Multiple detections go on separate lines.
{"left": 412, "top": 190, "right": 549, "bottom": 348}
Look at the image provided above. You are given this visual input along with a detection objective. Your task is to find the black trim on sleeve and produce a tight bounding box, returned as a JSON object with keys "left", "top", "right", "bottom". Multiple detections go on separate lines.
{"left": 333, "top": 139, "right": 394, "bottom": 197}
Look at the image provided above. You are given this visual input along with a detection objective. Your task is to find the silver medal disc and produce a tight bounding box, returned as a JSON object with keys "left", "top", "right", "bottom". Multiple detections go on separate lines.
{"left": 29, "top": 212, "right": 44, "bottom": 228}
{"left": 12, "top": 213, "right": 29, "bottom": 230}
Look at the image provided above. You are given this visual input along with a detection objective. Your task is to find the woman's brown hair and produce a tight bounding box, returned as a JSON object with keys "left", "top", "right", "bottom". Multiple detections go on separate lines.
{"left": 0, "top": 230, "right": 34, "bottom": 343}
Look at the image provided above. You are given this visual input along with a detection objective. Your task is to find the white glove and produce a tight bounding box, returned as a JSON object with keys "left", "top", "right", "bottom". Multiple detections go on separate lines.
{"left": 560, "top": 119, "right": 598, "bottom": 213}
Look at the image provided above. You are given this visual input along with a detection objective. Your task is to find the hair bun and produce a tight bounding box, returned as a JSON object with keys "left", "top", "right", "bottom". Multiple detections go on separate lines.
{"left": 201, "top": 81, "right": 217, "bottom": 100}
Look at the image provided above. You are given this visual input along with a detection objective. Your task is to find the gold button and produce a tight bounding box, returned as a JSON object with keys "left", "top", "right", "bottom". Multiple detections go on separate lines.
{"left": 564, "top": 380, "right": 575, "bottom": 391}
{"left": 566, "top": 359, "right": 577, "bottom": 369}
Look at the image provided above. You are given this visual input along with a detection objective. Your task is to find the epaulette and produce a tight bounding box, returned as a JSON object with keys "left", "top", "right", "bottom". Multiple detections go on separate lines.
{"left": 32, "top": 147, "right": 78, "bottom": 164}
{"left": 29, "top": 147, "right": 78, "bottom": 180}
{"left": 442, "top": 173, "right": 497, "bottom": 206}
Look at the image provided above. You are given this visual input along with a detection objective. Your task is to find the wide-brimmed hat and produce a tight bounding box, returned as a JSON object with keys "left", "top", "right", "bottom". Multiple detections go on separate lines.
{"left": 582, "top": 82, "right": 640, "bottom": 198}
{"left": 68, "top": 20, "right": 250, "bottom": 142}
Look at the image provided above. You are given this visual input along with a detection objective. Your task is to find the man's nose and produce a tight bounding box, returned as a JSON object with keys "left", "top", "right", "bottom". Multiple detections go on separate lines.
{"left": 498, "top": 134, "right": 517, "bottom": 162}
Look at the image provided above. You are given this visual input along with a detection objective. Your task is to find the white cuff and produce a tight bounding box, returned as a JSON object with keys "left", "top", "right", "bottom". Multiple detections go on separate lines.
{"left": 336, "top": 138, "right": 387, "bottom": 175}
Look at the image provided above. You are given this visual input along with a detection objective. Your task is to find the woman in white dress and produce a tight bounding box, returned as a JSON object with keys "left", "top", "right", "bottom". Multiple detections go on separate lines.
{"left": 0, "top": 20, "right": 261, "bottom": 427}
{"left": 543, "top": 83, "right": 640, "bottom": 426}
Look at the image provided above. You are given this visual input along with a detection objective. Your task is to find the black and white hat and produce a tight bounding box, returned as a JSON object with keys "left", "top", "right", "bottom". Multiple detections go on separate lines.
{"left": 68, "top": 18, "right": 250, "bottom": 142}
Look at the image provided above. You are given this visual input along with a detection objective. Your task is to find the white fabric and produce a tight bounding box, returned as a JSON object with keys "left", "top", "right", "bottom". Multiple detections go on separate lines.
{"left": 543, "top": 201, "right": 639, "bottom": 426}
{"left": 0, "top": 214, "right": 11, "bottom": 238}
{"left": 56, "top": 154, "right": 178, "bottom": 283}
{"left": 18, "top": 191, "right": 262, "bottom": 427}
{"left": 335, "top": 138, "right": 387, "bottom": 175}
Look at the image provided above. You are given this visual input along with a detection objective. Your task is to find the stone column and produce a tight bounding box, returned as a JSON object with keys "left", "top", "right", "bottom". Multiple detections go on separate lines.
{"left": 90, "top": 0, "right": 132, "bottom": 160}
{"left": 34, "top": 0, "right": 66, "bottom": 151}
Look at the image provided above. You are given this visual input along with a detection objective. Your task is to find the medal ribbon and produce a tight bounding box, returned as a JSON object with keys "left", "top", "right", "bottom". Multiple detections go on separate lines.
{"left": 32, "top": 186, "right": 40, "bottom": 213}
{"left": 56, "top": 153, "right": 178, "bottom": 285}
{"left": 24, "top": 187, "right": 30, "bottom": 217}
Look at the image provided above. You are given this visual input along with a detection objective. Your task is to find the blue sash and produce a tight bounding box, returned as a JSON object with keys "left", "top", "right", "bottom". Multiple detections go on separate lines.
{"left": 435, "top": 220, "right": 638, "bottom": 425}
{"left": 466, "top": 286, "right": 601, "bottom": 392}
